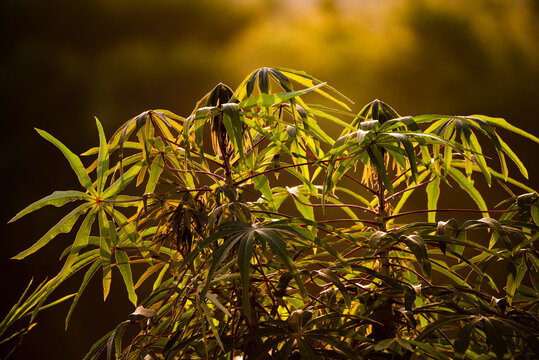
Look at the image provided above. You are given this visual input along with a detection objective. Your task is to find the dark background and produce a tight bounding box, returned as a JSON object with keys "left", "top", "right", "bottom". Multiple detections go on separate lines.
{"left": 1, "top": 0, "right": 538, "bottom": 358}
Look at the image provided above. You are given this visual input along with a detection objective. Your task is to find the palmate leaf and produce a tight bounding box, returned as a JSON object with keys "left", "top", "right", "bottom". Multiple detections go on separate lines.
{"left": 7, "top": 69, "right": 539, "bottom": 360}
{"left": 255, "top": 227, "right": 307, "bottom": 298}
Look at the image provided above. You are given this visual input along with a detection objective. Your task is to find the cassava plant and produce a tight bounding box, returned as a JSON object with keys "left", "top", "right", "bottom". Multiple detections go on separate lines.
{"left": 3, "top": 67, "right": 539, "bottom": 359}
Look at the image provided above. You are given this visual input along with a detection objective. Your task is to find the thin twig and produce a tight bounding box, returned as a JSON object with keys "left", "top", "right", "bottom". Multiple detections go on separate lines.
{"left": 384, "top": 178, "right": 434, "bottom": 202}
{"left": 386, "top": 208, "right": 516, "bottom": 220}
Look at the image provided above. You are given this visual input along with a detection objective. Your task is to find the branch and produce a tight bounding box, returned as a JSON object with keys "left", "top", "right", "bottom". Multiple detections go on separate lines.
{"left": 386, "top": 208, "right": 516, "bottom": 220}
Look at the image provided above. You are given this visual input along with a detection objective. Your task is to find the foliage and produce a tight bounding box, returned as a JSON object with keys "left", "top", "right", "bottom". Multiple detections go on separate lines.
{"left": 3, "top": 67, "right": 539, "bottom": 359}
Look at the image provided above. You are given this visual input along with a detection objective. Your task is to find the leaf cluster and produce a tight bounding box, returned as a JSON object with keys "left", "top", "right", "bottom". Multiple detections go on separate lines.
{"left": 3, "top": 67, "right": 539, "bottom": 360}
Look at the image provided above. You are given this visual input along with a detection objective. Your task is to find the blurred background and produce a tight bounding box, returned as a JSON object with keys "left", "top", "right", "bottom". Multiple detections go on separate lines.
{"left": 1, "top": 0, "right": 538, "bottom": 358}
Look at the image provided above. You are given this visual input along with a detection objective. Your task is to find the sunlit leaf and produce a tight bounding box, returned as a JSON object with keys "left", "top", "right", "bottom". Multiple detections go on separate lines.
{"left": 12, "top": 203, "right": 91, "bottom": 260}
{"left": 36, "top": 128, "right": 96, "bottom": 195}
{"left": 9, "top": 190, "right": 91, "bottom": 223}
{"left": 115, "top": 250, "right": 137, "bottom": 306}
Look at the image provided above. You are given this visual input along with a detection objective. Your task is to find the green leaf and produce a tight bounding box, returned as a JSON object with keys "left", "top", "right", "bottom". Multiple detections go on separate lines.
{"left": 426, "top": 176, "right": 441, "bottom": 223}
{"left": 258, "top": 67, "right": 269, "bottom": 93}
{"left": 454, "top": 318, "right": 481, "bottom": 359}
{"left": 144, "top": 153, "right": 164, "bottom": 195}
{"left": 115, "top": 250, "right": 137, "bottom": 306}
{"left": 95, "top": 118, "right": 110, "bottom": 194}
{"left": 506, "top": 254, "right": 526, "bottom": 301}
{"left": 498, "top": 137, "right": 528, "bottom": 179}
{"left": 532, "top": 200, "right": 539, "bottom": 225}
{"left": 367, "top": 146, "right": 393, "bottom": 193}
{"left": 403, "top": 235, "right": 431, "bottom": 278}
{"left": 447, "top": 167, "right": 488, "bottom": 217}
{"left": 12, "top": 203, "right": 91, "bottom": 260}
{"left": 405, "top": 339, "right": 452, "bottom": 360}
{"left": 466, "top": 129, "right": 491, "bottom": 185}
{"left": 98, "top": 209, "right": 114, "bottom": 301}
{"left": 199, "top": 300, "right": 225, "bottom": 351}
{"left": 65, "top": 259, "right": 102, "bottom": 329}
{"left": 252, "top": 173, "right": 275, "bottom": 207}
{"left": 238, "top": 83, "right": 325, "bottom": 109}
{"left": 102, "top": 161, "right": 143, "bottom": 199}
{"left": 287, "top": 186, "right": 314, "bottom": 221}
{"left": 36, "top": 128, "right": 96, "bottom": 195}
{"left": 61, "top": 208, "right": 98, "bottom": 275}
{"left": 316, "top": 269, "right": 351, "bottom": 308}
{"left": 238, "top": 232, "right": 254, "bottom": 321}
{"left": 106, "top": 320, "right": 131, "bottom": 360}
{"left": 472, "top": 114, "right": 539, "bottom": 144}
{"left": 482, "top": 318, "right": 507, "bottom": 359}
{"left": 200, "top": 232, "right": 245, "bottom": 298}
{"left": 83, "top": 329, "right": 114, "bottom": 360}
{"left": 389, "top": 133, "right": 418, "bottom": 182}
{"left": 9, "top": 190, "right": 90, "bottom": 223}
{"left": 255, "top": 228, "right": 307, "bottom": 298}
{"left": 205, "top": 293, "right": 232, "bottom": 317}
{"left": 278, "top": 67, "right": 353, "bottom": 110}
{"left": 221, "top": 102, "right": 244, "bottom": 156}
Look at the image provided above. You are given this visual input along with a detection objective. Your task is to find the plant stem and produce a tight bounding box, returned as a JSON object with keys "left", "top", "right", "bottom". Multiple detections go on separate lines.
{"left": 386, "top": 208, "right": 515, "bottom": 220}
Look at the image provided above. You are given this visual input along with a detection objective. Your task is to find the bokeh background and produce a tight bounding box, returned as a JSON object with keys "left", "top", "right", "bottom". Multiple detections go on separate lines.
{"left": 1, "top": 0, "right": 538, "bottom": 358}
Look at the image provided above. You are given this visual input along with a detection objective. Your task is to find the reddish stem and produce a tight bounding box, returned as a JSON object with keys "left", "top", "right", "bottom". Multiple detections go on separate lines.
{"left": 384, "top": 178, "right": 434, "bottom": 202}
{"left": 162, "top": 156, "right": 226, "bottom": 181}
{"left": 386, "top": 208, "right": 515, "bottom": 220}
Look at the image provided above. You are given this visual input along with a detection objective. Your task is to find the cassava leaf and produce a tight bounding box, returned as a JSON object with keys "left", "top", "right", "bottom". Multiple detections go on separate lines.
{"left": 36, "top": 128, "right": 96, "bottom": 195}
{"left": 9, "top": 190, "right": 90, "bottom": 223}
{"left": 238, "top": 83, "right": 325, "bottom": 109}
{"left": 95, "top": 118, "right": 110, "bottom": 194}
{"left": 238, "top": 231, "right": 254, "bottom": 321}
{"left": 115, "top": 250, "right": 137, "bottom": 306}
{"left": 12, "top": 203, "right": 92, "bottom": 260}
